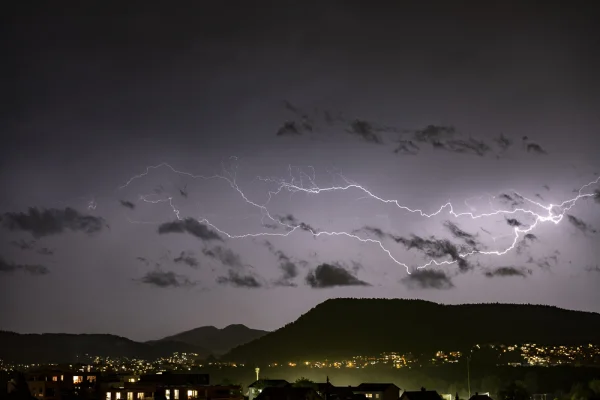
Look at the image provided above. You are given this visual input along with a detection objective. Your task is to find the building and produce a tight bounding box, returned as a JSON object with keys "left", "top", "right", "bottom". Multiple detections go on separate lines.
{"left": 400, "top": 388, "right": 443, "bottom": 400}
{"left": 21, "top": 368, "right": 100, "bottom": 400}
{"left": 351, "top": 384, "right": 400, "bottom": 400}
{"left": 104, "top": 373, "right": 240, "bottom": 400}
{"left": 255, "top": 387, "right": 323, "bottom": 400}
{"left": 248, "top": 380, "right": 290, "bottom": 400}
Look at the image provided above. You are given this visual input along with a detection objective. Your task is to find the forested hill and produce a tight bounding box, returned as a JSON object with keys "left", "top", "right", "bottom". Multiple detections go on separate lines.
{"left": 223, "top": 298, "right": 600, "bottom": 363}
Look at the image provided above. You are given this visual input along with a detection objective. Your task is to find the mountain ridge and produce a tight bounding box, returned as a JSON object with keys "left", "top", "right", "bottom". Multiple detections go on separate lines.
{"left": 223, "top": 298, "right": 600, "bottom": 363}
{"left": 150, "top": 324, "right": 269, "bottom": 355}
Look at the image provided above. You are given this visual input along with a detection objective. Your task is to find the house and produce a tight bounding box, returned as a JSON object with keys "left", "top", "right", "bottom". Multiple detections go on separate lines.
{"left": 468, "top": 394, "right": 493, "bottom": 400}
{"left": 248, "top": 380, "right": 290, "bottom": 400}
{"left": 400, "top": 388, "right": 443, "bottom": 400}
{"left": 255, "top": 387, "right": 323, "bottom": 400}
{"left": 351, "top": 384, "right": 401, "bottom": 400}
{"left": 312, "top": 382, "right": 359, "bottom": 400}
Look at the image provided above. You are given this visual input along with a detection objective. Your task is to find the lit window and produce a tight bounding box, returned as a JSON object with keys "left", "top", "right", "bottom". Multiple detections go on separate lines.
{"left": 138, "top": 393, "right": 144, "bottom": 400}
{"left": 116, "top": 393, "right": 121, "bottom": 400}
{"left": 174, "top": 390, "right": 179, "bottom": 400}
{"left": 187, "top": 390, "right": 197, "bottom": 398}
{"left": 87, "top": 376, "right": 97, "bottom": 383}
{"left": 376, "top": 395, "right": 380, "bottom": 399}
{"left": 166, "top": 391, "right": 170, "bottom": 400}
{"left": 128, "top": 393, "right": 134, "bottom": 400}
{"left": 366, "top": 395, "right": 372, "bottom": 398}
{"left": 106, "top": 393, "right": 112, "bottom": 400}
{"left": 129, "top": 379, "right": 136, "bottom": 383}
{"left": 73, "top": 376, "right": 83, "bottom": 384}
{"left": 60, "top": 375, "right": 64, "bottom": 382}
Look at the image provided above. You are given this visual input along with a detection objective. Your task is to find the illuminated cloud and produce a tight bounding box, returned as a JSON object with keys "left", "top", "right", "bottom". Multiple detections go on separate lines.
{"left": 401, "top": 269, "right": 454, "bottom": 290}
{"left": 305, "top": 263, "right": 370, "bottom": 288}
{"left": 1, "top": 207, "right": 106, "bottom": 238}
{"left": 347, "top": 120, "right": 382, "bottom": 144}
{"left": 158, "top": 218, "right": 223, "bottom": 241}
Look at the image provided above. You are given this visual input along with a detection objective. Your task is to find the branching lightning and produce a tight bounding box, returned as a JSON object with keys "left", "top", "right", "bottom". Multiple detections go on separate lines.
{"left": 119, "top": 162, "right": 600, "bottom": 274}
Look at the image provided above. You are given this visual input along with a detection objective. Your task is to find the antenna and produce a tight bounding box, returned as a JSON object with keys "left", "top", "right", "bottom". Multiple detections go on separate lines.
{"left": 255, "top": 367, "right": 260, "bottom": 381}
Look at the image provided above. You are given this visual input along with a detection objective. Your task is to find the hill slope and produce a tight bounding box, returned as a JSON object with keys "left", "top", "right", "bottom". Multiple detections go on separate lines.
{"left": 0, "top": 331, "right": 209, "bottom": 363}
{"left": 151, "top": 324, "right": 268, "bottom": 355}
{"left": 223, "top": 298, "right": 600, "bottom": 363}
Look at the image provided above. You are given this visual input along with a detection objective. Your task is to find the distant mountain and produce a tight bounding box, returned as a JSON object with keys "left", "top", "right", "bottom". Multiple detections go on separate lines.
{"left": 150, "top": 324, "right": 268, "bottom": 355}
{"left": 223, "top": 298, "right": 600, "bottom": 363}
{"left": 0, "top": 331, "right": 209, "bottom": 364}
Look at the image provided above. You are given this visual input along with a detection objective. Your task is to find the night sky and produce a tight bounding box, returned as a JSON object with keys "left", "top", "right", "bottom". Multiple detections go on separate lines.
{"left": 2, "top": 1, "right": 600, "bottom": 341}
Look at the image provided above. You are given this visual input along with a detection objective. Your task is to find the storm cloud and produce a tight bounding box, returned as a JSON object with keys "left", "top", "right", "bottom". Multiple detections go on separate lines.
{"left": 305, "top": 263, "right": 370, "bottom": 288}
{"left": 2, "top": 207, "right": 106, "bottom": 238}
{"left": 216, "top": 270, "right": 262, "bottom": 288}
{"left": 0, "top": 257, "right": 50, "bottom": 276}
{"left": 158, "top": 218, "right": 223, "bottom": 241}
{"left": 173, "top": 251, "right": 200, "bottom": 268}
{"left": 401, "top": 269, "right": 454, "bottom": 290}
{"left": 139, "top": 270, "right": 196, "bottom": 288}
{"left": 484, "top": 266, "right": 531, "bottom": 278}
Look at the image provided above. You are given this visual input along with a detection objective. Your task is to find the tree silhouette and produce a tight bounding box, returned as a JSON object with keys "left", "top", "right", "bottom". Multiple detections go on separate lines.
{"left": 293, "top": 377, "right": 315, "bottom": 388}
{"left": 498, "top": 381, "right": 530, "bottom": 400}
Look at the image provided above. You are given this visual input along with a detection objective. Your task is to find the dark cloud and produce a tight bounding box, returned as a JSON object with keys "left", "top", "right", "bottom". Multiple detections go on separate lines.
{"left": 276, "top": 121, "right": 303, "bottom": 136}
{"left": 394, "top": 234, "right": 471, "bottom": 272}
{"left": 158, "top": 218, "right": 223, "bottom": 241}
{"left": 202, "top": 245, "right": 243, "bottom": 268}
{"left": 37, "top": 247, "right": 54, "bottom": 256}
{"left": 179, "top": 185, "right": 188, "bottom": 198}
{"left": 119, "top": 200, "right": 135, "bottom": 209}
{"left": 263, "top": 240, "right": 301, "bottom": 286}
{"left": 566, "top": 214, "right": 597, "bottom": 234}
{"left": 527, "top": 251, "right": 560, "bottom": 270}
{"left": 0, "top": 257, "right": 50, "bottom": 276}
{"left": 585, "top": 265, "right": 600, "bottom": 273}
{"left": 484, "top": 266, "right": 531, "bottom": 278}
{"left": 2, "top": 207, "right": 106, "bottom": 238}
{"left": 9, "top": 239, "right": 35, "bottom": 250}
{"left": 413, "top": 125, "right": 456, "bottom": 143}
{"left": 305, "top": 263, "right": 370, "bottom": 288}
{"left": 594, "top": 189, "right": 600, "bottom": 203}
{"left": 401, "top": 269, "right": 454, "bottom": 290}
{"left": 543, "top": 185, "right": 550, "bottom": 191}
{"left": 139, "top": 270, "right": 195, "bottom": 288}
{"left": 277, "top": 214, "right": 318, "bottom": 233}
{"left": 216, "top": 270, "right": 262, "bottom": 288}
{"left": 173, "top": 251, "right": 200, "bottom": 268}
{"left": 136, "top": 256, "right": 150, "bottom": 266}
{"left": 526, "top": 143, "right": 547, "bottom": 154}
{"left": 506, "top": 218, "right": 524, "bottom": 227}
{"left": 516, "top": 233, "right": 538, "bottom": 254}
{"left": 494, "top": 133, "right": 512, "bottom": 150}
{"left": 393, "top": 140, "right": 420, "bottom": 155}
{"left": 443, "top": 221, "right": 479, "bottom": 248}
{"left": 347, "top": 120, "right": 382, "bottom": 144}
{"left": 442, "top": 138, "right": 491, "bottom": 156}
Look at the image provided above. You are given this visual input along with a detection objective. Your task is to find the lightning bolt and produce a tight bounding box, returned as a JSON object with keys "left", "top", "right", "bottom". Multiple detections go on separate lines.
{"left": 119, "top": 162, "right": 600, "bottom": 274}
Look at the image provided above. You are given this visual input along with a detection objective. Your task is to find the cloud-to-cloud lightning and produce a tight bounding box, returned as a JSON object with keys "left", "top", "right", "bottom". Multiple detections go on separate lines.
{"left": 118, "top": 162, "right": 600, "bottom": 275}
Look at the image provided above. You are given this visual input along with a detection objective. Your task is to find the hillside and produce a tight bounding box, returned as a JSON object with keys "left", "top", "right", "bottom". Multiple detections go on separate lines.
{"left": 223, "top": 298, "right": 600, "bottom": 363}
{"left": 151, "top": 324, "right": 268, "bottom": 355}
{"left": 0, "top": 331, "right": 209, "bottom": 363}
